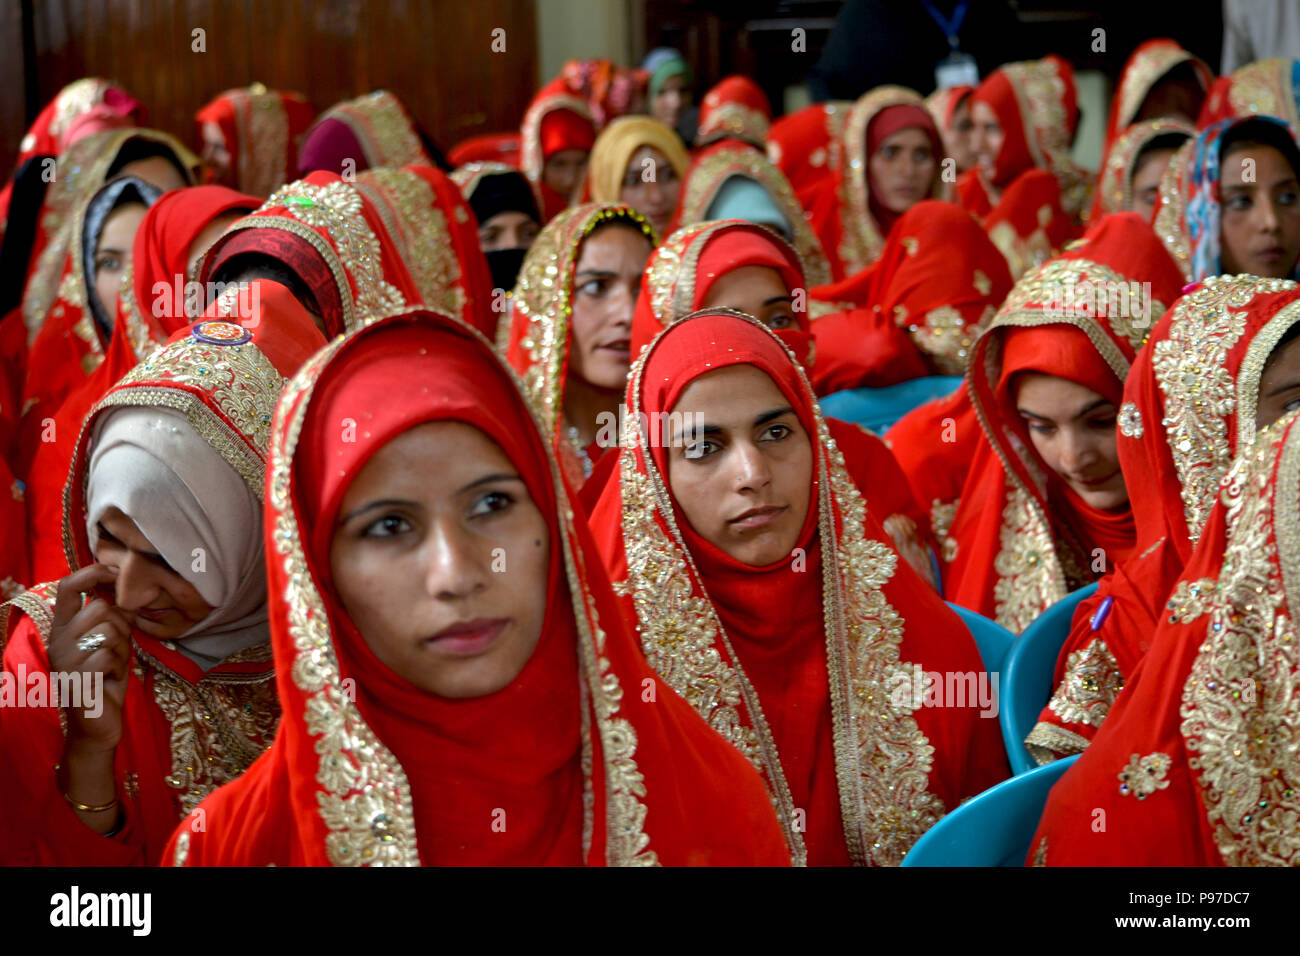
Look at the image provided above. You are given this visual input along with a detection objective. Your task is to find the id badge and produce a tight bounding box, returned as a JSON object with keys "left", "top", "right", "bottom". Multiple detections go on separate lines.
{"left": 935, "top": 52, "right": 979, "bottom": 90}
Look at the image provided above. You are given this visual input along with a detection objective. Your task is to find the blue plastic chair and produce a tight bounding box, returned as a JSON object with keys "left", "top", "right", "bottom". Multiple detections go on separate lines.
{"left": 945, "top": 602, "right": 1016, "bottom": 674}
{"left": 820, "top": 376, "right": 962, "bottom": 434}
{"left": 1000, "top": 583, "right": 1100, "bottom": 775}
{"left": 900, "top": 754, "right": 1079, "bottom": 866}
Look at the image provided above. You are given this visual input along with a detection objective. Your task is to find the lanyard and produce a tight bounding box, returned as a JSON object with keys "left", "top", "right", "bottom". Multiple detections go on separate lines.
{"left": 920, "top": 0, "right": 969, "bottom": 50}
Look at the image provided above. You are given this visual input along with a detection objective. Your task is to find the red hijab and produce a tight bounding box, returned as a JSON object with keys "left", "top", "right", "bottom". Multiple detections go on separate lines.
{"left": 0, "top": 316, "right": 322, "bottom": 865}
{"left": 194, "top": 85, "right": 315, "bottom": 196}
{"left": 622, "top": 221, "right": 927, "bottom": 537}
{"left": 198, "top": 171, "right": 426, "bottom": 338}
{"left": 1032, "top": 405, "right": 1300, "bottom": 866}
{"left": 864, "top": 104, "right": 943, "bottom": 239}
{"left": 1026, "top": 276, "right": 1300, "bottom": 763}
{"left": 587, "top": 310, "right": 1008, "bottom": 865}
{"left": 164, "top": 308, "right": 789, "bottom": 867}
{"left": 943, "top": 213, "right": 1186, "bottom": 633}
{"left": 520, "top": 80, "right": 597, "bottom": 222}
{"left": 1103, "top": 39, "right": 1210, "bottom": 154}
{"left": 959, "top": 57, "right": 1090, "bottom": 252}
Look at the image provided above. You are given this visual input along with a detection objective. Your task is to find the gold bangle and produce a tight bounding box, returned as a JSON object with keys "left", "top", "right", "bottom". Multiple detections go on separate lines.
{"left": 63, "top": 791, "right": 119, "bottom": 814}
{"left": 53, "top": 763, "right": 119, "bottom": 813}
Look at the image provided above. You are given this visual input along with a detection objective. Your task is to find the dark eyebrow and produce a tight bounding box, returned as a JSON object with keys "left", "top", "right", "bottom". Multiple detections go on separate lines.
{"left": 458, "top": 472, "right": 523, "bottom": 494}
{"left": 574, "top": 269, "right": 617, "bottom": 280}
{"left": 1264, "top": 378, "right": 1300, "bottom": 399}
{"left": 1018, "top": 398, "right": 1113, "bottom": 422}
{"left": 338, "top": 474, "right": 524, "bottom": 524}
{"left": 339, "top": 499, "right": 418, "bottom": 524}
{"left": 97, "top": 521, "right": 165, "bottom": 562}
{"left": 754, "top": 406, "right": 795, "bottom": 426}
{"left": 94, "top": 246, "right": 126, "bottom": 257}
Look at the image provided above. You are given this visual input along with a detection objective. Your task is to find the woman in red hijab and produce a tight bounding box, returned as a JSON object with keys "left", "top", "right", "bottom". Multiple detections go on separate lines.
{"left": 195, "top": 84, "right": 315, "bottom": 197}
{"left": 1025, "top": 275, "right": 1300, "bottom": 764}
{"left": 350, "top": 165, "right": 495, "bottom": 334}
{"left": 296, "top": 90, "right": 430, "bottom": 178}
{"left": 1088, "top": 117, "right": 1192, "bottom": 227}
{"left": 22, "top": 185, "right": 261, "bottom": 587}
{"left": 624, "top": 219, "right": 934, "bottom": 585}
{"left": 1197, "top": 57, "right": 1299, "bottom": 130}
{"left": 520, "top": 80, "right": 597, "bottom": 223}
{"left": 0, "top": 78, "right": 141, "bottom": 232}
{"left": 1030, "top": 404, "right": 1300, "bottom": 866}
{"left": 1102, "top": 40, "right": 1211, "bottom": 157}
{"left": 503, "top": 202, "right": 655, "bottom": 488}
{"left": 794, "top": 87, "right": 946, "bottom": 281}
{"left": 586, "top": 310, "right": 1008, "bottom": 865}
{"left": 198, "top": 170, "right": 492, "bottom": 339}
{"left": 0, "top": 313, "right": 324, "bottom": 865}
{"left": 14, "top": 130, "right": 197, "bottom": 432}
{"left": 942, "top": 213, "right": 1186, "bottom": 633}
{"left": 163, "top": 307, "right": 789, "bottom": 867}
{"left": 926, "top": 85, "right": 975, "bottom": 176}
{"left": 961, "top": 57, "right": 1087, "bottom": 276}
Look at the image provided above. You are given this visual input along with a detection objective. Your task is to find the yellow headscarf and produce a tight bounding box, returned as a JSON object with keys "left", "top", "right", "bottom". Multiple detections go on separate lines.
{"left": 586, "top": 116, "right": 690, "bottom": 203}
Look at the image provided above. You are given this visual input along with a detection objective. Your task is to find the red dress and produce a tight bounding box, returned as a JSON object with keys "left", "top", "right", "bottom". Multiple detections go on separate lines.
{"left": 943, "top": 213, "right": 1185, "bottom": 633}
{"left": 1026, "top": 277, "right": 1300, "bottom": 762}
{"left": 164, "top": 308, "right": 790, "bottom": 866}
{"left": 810, "top": 199, "right": 1014, "bottom": 387}
{"left": 586, "top": 310, "right": 1009, "bottom": 865}
{"left": 0, "top": 314, "right": 324, "bottom": 865}
{"left": 957, "top": 56, "right": 1089, "bottom": 275}
{"left": 1031, "top": 407, "right": 1300, "bottom": 866}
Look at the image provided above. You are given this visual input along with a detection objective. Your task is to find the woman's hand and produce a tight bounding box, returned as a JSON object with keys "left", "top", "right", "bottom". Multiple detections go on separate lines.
{"left": 46, "top": 564, "right": 132, "bottom": 754}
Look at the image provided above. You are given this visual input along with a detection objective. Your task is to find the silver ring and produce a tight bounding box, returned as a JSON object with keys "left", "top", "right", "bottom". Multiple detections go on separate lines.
{"left": 76, "top": 632, "right": 108, "bottom": 653}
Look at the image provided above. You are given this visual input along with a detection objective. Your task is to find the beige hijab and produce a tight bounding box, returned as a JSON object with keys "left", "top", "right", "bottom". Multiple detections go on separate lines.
{"left": 85, "top": 406, "right": 267, "bottom": 670}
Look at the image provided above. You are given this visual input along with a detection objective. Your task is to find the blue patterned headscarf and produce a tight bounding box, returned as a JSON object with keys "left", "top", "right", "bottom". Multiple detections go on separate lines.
{"left": 1159, "top": 115, "right": 1300, "bottom": 281}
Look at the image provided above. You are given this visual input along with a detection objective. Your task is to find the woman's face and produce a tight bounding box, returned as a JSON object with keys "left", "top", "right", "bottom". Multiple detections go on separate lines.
{"left": 666, "top": 364, "right": 813, "bottom": 567}
{"left": 970, "top": 99, "right": 1003, "bottom": 177}
{"left": 569, "top": 223, "right": 651, "bottom": 390}
{"left": 1258, "top": 329, "right": 1300, "bottom": 429}
{"left": 200, "top": 121, "right": 231, "bottom": 185}
{"left": 329, "top": 421, "right": 551, "bottom": 699}
{"left": 653, "top": 74, "right": 690, "bottom": 129}
{"left": 1219, "top": 143, "right": 1300, "bottom": 278}
{"left": 93, "top": 202, "right": 148, "bottom": 318}
{"left": 869, "top": 126, "right": 937, "bottom": 214}
{"left": 619, "top": 145, "right": 680, "bottom": 236}
{"left": 478, "top": 211, "right": 540, "bottom": 253}
{"left": 949, "top": 98, "right": 976, "bottom": 173}
{"left": 1130, "top": 147, "right": 1177, "bottom": 222}
{"left": 699, "top": 264, "right": 798, "bottom": 331}
{"left": 93, "top": 506, "right": 215, "bottom": 640}
{"left": 1015, "top": 373, "right": 1127, "bottom": 510}
{"left": 543, "top": 149, "right": 588, "bottom": 200}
